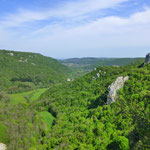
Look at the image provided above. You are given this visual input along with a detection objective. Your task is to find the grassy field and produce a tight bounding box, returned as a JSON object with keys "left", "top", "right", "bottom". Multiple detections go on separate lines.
{"left": 10, "top": 89, "right": 55, "bottom": 131}
{"left": 9, "top": 88, "right": 47, "bottom": 104}
{"left": 38, "top": 111, "right": 55, "bottom": 130}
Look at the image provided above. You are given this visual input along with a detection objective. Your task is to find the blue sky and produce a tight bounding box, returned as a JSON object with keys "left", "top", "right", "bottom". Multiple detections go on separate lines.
{"left": 0, "top": 0, "right": 150, "bottom": 58}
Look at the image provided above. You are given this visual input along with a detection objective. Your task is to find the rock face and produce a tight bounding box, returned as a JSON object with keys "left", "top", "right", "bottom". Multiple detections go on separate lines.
{"left": 145, "top": 53, "right": 150, "bottom": 64}
{"left": 107, "top": 76, "right": 129, "bottom": 105}
{"left": 0, "top": 143, "right": 6, "bottom": 150}
{"left": 96, "top": 73, "right": 100, "bottom": 78}
{"left": 8, "top": 52, "right": 14, "bottom": 56}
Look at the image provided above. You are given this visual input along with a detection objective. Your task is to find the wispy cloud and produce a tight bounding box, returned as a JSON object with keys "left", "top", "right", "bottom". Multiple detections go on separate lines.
{"left": 0, "top": 9, "right": 48, "bottom": 27}
{"left": 0, "top": 0, "right": 150, "bottom": 57}
{"left": 0, "top": 0, "right": 128, "bottom": 27}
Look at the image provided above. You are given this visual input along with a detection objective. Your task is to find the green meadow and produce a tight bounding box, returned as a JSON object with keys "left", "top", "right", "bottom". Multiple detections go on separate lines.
{"left": 9, "top": 88, "right": 47, "bottom": 104}
{"left": 38, "top": 111, "right": 55, "bottom": 130}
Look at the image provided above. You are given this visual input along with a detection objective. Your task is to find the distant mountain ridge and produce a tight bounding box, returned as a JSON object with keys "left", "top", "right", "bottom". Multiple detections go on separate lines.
{"left": 59, "top": 57, "right": 144, "bottom": 70}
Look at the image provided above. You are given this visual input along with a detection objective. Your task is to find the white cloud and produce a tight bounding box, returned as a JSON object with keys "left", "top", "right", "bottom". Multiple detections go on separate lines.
{"left": 23, "top": 8, "right": 150, "bottom": 57}
{"left": 0, "top": 0, "right": 150, "bottom": 57}
{"left": 0, "top": 10, "right": 48, "bottom": 27}
{"left": 0, "top": 0, "right": 128, "bottom": 27}
{"left": 51, "top": 0, "right": 128, "bottom": 18}
{"left": 30, "top": 8, "right": 150, "bottom": 40}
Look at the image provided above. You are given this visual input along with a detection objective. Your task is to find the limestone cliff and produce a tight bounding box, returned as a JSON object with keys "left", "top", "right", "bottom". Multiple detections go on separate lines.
{"left": 107, "top": 76, "right": 129, "bottom": 105}
{"left": 145, "top": 53, "right": 150, "bottom": 64}
{"left": 0, "top": 143, "right": 6, "bottom": 150}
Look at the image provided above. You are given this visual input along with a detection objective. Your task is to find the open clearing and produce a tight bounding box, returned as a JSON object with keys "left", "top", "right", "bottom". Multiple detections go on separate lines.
{"left": 9, "top": 88, "right": 47, "bottom": 104}
{"left": 38, "top": 111, "right": 55, "bottom": 130}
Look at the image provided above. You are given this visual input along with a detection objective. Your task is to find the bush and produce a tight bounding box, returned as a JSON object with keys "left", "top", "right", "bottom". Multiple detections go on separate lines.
{"left": 107, "top": 136, "right": 129, "bottom": 150}
{"left": 0, "top": 123, "right": 8, "bottom": 144}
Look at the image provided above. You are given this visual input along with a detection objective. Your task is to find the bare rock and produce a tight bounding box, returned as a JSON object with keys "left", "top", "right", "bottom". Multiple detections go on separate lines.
{"left": 8, "top": 53, "right": 14, "bottom": 56}
{"left": 107, "top": 76, "right": 129, "bottom": 105}
{"left": 96, "top": 73, "right": 100, "bottom": 78}
{"left": 0, "top": 143, "right": 6, "bottom": 150}
{"left": 18, "top": 60, "right": 23, "bottom": 62}
{"left": 145, "top": 53, "right": 150, "bottom": 64}
{"left": 67, "top": 78, "right": 71, "bottom": 82}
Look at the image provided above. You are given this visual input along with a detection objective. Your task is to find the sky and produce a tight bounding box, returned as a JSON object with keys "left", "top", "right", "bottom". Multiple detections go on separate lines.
{"left": 0, "top": 0, "right": 150, "bottom": 58}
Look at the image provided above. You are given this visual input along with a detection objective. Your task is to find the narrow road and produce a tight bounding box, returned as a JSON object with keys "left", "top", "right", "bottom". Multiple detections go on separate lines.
{"left": 0, "top": 143, "right": 6, "bottom": 150}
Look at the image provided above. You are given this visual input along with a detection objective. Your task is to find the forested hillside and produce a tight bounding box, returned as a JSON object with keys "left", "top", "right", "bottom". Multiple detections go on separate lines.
{"left": 0, "top": 50, "right": 71, "bottom": 93}
{"left": 39, "top": 62, "right": 149, "bottom": 150}
{"left": 0, "top": 56, "right": 149, "bottom": 150}
{"left": 60, "top": 57, "right": 144, "bottom": 77}
{"left": 60, "top": 57, "right": 144, "bottom": 69}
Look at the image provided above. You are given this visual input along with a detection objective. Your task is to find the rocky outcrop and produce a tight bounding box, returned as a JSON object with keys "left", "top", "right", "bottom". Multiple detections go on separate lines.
{"left": 0, "top": 143, "right": 6, "bottom": 150}
{"left": 145, "top": 53, "right": 150, "bottom": 64}
{"left": 96, "top": 73, "right": 100, "bottom": 78}
{"left": 8, "top": 52, "right": 14, "bottom": 56}
{"left": 107, "top": 76, "right": 129, "bottom": 105}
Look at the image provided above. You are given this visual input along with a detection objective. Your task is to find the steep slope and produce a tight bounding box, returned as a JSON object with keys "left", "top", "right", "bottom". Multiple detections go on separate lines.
{"left": 0, "top": 57, "right": 149, "bottom": 150}
{"left": 0, "top": 50, "right": 71, "bottom": 92}
{"left": 39, "top": 60, "right": 149, "bottom": 150}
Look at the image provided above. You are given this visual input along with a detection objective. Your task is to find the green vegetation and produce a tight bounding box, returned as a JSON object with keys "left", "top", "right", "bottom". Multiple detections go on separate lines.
{"left": 60, "top": 57, "right": 144, "bottom": 77}
{"left": 0, "top": 49, "right": 71, "bottom": 93}
{"left": 38, "top": 111, "right": 55, "bottom": 130}
{"left": 0, "top": 50, "right": 149, "bottom": 150}
{"left": 9, "top": 88, "right": 47, "bottom": 104}
{"left": 0, "top": 123, "right": 8, "bottom": 144}
{"left": 0, "top": 102, "right": 52, "bottom": 150}
{"left": 38, "top": 62, "right": 149, "bottom": 150}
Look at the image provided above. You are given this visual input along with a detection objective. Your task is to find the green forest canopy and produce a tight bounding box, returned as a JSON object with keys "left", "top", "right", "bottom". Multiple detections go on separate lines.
{"left": 0, "top": 50, "right": 71, "bottom": 93}
{"left": 0, "top": 50, "right": 149, "bottom": 150}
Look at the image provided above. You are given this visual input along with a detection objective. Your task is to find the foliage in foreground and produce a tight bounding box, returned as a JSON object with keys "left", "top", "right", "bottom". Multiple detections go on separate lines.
{"left": 0, "top": 62, "right": 150, "bottom": 150}
{"left": 39, "top": 63, "right": 150, "bottom": 150}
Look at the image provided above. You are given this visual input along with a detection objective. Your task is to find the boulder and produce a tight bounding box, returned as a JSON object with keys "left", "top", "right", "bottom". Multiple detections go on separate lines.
{"left": 0, "top": 143, "right": 6, "bottom": 150}
{"left": 107, "top": 76, "right": 129, "bottom": 105}
{"left": 8, "top": 53, "right": 14, "bottom": 56}
{"left": 67, "top": 78, "right": 71, "bottom": 82}
{"left": 96, "top": 73, "right": 100, "bottom": 78}
{"left": 145, "top": 53, "right": 150, "bottom": 64}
